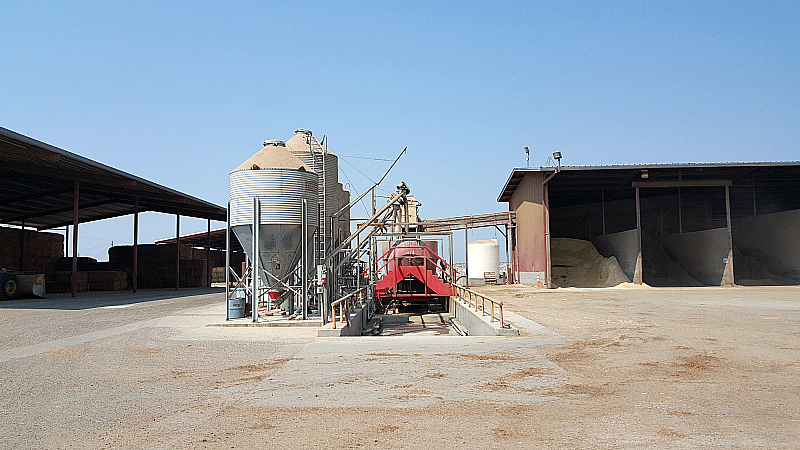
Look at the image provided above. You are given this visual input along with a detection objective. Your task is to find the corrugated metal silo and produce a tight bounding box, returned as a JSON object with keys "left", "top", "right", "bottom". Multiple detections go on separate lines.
{"left": 229, "top": 140, "right": 318, "bottom": 288}
{"left": 285, "top": 129, "right": 339, "bottom": 249}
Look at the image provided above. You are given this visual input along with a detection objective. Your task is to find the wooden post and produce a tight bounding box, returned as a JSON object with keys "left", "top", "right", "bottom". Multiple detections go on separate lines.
{"left": 72, "top": 181, "right": 80, "bottom": 297}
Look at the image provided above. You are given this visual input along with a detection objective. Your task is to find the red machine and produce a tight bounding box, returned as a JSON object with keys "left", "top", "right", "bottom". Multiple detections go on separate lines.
{"left": 374, "top": 239, "right": 454, "bottom": 309}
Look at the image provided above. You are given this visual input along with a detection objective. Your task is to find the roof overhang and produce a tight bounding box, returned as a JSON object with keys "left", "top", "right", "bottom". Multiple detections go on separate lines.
{"left": 498, "top": 161, "right": 800, "bottom": 203}
{"left": 155, "top": 229, "right": 243, "bottom": 252}
{"left": 1, "top": 126, "right": 227, "bottom": 229}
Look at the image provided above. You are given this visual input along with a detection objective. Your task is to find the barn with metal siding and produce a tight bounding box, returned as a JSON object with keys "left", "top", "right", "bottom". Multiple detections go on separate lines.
{"left": 498, "top": 162, "right": 800, "bottom": 288}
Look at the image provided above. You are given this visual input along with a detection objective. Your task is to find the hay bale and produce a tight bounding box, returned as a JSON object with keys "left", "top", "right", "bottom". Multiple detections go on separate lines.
{"left": 87, "top": 271, "right": 128, "bottom": 291}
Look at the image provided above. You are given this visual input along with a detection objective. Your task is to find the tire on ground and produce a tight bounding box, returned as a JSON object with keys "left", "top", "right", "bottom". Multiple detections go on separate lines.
{"left": 0, "top": 273, "right": 20, "bottom": 300}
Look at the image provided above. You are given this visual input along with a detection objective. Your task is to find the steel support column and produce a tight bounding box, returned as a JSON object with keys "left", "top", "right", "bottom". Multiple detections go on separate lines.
{"left": 722, "top": 186, "right": 735, "bottom": 286}
{"left": 206, "top": 218, "right": 211, "bottom": 288}
{"left": 633, "top": 187, "right": 643, "bottom": 285}
{"left": 175, "top": 208, "right": 181, "bottom": 291}
{"left": 225, "top": 202, "right": 231, "bottom": 320}
{"left": 71, "top": 181, "right": 79, "bottom": 297}
{"left": 19, "top": 220, "right": 24, "bottom": 270}
{"left": 677, "top": 187, "right": 683, "bottom": 234}
{"left": 301, "top": 199, "right": 308, "bottom": 320}
{"left": 133, "top": 196, "right": 139, "bottom": 293}
{"left": 601, "top": 189, "right": 606, "bottom": 235}
{"left": 504, "top": 223, "right": 510, "bottom": 283}
{"left": 464, "top": 225, "right": 469, "bottom": 285}
{"left": 544, "top": 182, "right": 552, "bottom": 288}
{"left": 252, "top": 198, "right": 260, "bottom": 322}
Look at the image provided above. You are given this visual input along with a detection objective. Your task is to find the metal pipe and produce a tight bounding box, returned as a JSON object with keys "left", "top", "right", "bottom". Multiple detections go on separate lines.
{"left": 252, "top": 198, "right": 260, "bottom": 322}
{"left": 133, "top": 196, "right": 139, "bottom": 293}
{"left": 334, "top": 208, "right": 394, "bottom": 273}
{"left": 633, "top": 187, "right": 643, "bottom": 285}
{"left": 448, "top": 232, "right": 454, "bottom": 286}
{"left": 72, "top": 180, "right": 79, "bottom": 297}
{"left": 301, "top": 198, "right": 308, "bottom": 320}
{"left": 225, "top": 202, "right": 231, "bottom": 321}
{"left": 322, "top": 137, "right": 327, "bottom": 260}
{"left": 323, "top": 188, "right": 406, "bottom": 266}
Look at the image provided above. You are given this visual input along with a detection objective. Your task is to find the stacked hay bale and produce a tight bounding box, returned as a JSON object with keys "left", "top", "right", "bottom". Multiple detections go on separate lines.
{"left": 0, "top": 227, "right": 63, "bottom": 273}
{"left": 108, "top": 243, "right": 210, "bottom": 289}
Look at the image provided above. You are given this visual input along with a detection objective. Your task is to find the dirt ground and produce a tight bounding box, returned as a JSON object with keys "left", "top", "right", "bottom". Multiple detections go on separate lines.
{"left": 468, "top": 285, "right": 800, "bottom": 449}
{"left": 2, "top": 286, "right": 798, "bottom": 449}
{"left": 174, "top": 286, "right": 800, "bottom": 449}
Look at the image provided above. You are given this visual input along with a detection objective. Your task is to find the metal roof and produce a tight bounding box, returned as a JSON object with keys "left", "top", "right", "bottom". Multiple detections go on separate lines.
{"left": 498, "top": 161, "right": 800, "bottom": 202}
{"left": 155, "top": 229, "right": 243, "bottom": 252}
{"left": 0, "top": 126, "right": 227, "bottom": 230}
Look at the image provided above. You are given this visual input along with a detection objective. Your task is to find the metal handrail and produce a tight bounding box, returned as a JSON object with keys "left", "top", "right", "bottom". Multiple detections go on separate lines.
{"left": 331, "top": 285, "right": 370, "bottom": 329}
{"left": 451, "top": 284, "right": 507, "bottom": 328}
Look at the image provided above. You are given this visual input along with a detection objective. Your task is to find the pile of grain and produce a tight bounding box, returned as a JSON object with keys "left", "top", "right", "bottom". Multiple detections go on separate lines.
{"left": 550, "top": 238, "right": 631, "bottom": 288}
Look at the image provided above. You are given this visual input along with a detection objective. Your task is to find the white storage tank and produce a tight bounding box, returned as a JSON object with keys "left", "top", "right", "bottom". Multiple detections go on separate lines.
{"left": 467, "top": 239, "right": 500, "bottom": 285}
{"left": 229, "top": 140, "right": 318, "bottom": 288}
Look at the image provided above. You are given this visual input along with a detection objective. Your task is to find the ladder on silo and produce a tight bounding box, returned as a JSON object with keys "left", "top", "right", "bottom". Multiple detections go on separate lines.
{"left": 307, "top": 135, "right": 329, "bottom": 262}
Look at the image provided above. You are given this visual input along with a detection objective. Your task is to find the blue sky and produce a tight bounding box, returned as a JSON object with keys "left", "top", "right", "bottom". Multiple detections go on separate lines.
{"left": 2, "top": 1, "right": 798, "bottom": 261}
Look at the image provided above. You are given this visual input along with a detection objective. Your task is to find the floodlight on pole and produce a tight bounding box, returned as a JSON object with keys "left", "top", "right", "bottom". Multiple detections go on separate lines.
{"left": 553, "top": 151, "right": 562, "bottom": 170}
{"left": 524, "top": 147, "right": 529, "bottom": 167}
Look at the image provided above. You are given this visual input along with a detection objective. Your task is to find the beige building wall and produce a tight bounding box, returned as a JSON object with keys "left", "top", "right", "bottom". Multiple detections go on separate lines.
{"left": 509, "top": 172, "right": 549, "bottom": 286}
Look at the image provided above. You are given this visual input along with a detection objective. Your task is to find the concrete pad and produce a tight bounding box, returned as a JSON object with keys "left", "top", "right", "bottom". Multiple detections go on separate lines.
{"left": 250, "top": 335, "right": 571, "bottom": 408}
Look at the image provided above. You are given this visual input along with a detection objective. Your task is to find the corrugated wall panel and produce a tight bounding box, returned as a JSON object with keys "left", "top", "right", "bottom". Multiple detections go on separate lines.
{"left": 510, "top": 172, "right": 548, "bottom": 275}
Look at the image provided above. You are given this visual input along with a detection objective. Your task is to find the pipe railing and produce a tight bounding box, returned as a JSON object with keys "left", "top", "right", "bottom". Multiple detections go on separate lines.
{"left": 451, "top": 284, "right": 508, "bottom": 328}
{"left": 330, "top": 285, "right": 371, "bottom": 329}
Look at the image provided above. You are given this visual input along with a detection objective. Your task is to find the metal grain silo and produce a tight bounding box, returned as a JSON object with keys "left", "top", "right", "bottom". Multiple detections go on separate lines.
{"left": 229, "top": 140, "right": 318, "bottom": 289}
{"left": 285, "top": 129, "right": 339, "bottom": 250}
